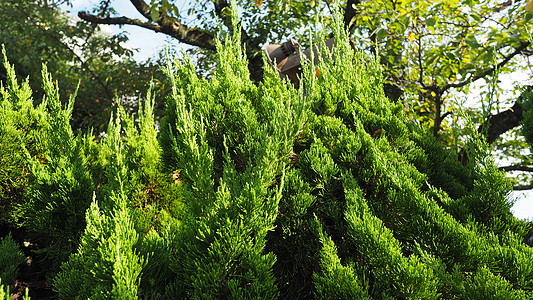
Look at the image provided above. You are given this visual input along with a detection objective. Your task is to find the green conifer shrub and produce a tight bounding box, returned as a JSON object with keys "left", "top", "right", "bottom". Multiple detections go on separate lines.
{"left": 0, "top": 46, "right": 183, "bottom": 295}
{"left": 53, "top": 114, "right": 147, "bottom": 298}
{"left": 54, "top": 91, "right": 184, "bottom": 298}
{"left": 155, "top": 7, "right": 532, "bottom": 299}
{"left": 0, "top": 234, "right": 25, "bottom": 293}
{"left": 0, "top": 47, "right": 48, "bottom": 225}
{"left": 23, "top": 65, "right": 94, "bottom": 272}
{"left": 1, "top": 6, "right": 532, "bottom": 299}
{"left": 1, "top": 45, "right": 96, "bottom": 274}
{"left": 158, "top": 12, "right": 307, "bottom": 297}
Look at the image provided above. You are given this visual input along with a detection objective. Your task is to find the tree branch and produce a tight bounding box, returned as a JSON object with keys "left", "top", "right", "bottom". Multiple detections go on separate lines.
{"left": 442, "top": 41, "right": 530, "bottom": 92}
{"left": 479, "top": 87, "right": 533, "bottom": 144}
{"left": 78, "top": 11, "right": 217, "bottom": 51}
{"left": 492, "top": 0, "right": 514, "bottom": 13}
{"left": 129, "top": 0, "right": 151, "bottom": 20}
{"left": 481, "top": 101, "right": 524, "bottom": 144}
{"left": 343, "top": 0, "right": 361, "bottom": 33}
{"left": 84, "top": 0, "right": 111, "bottom": 44}
{"left": 500, "top": 165, "right": 533, "bottom": 172}
{"left": 80, "top": 0, "right": 268, "bottom": 81}
{"left": 512, "top": 184, "right": 533, "bottom": 191}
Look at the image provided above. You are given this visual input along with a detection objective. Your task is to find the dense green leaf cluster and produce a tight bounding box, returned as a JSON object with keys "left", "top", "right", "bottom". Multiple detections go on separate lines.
{"left": 0, "top": 9, "right": 532, "bottom": 299}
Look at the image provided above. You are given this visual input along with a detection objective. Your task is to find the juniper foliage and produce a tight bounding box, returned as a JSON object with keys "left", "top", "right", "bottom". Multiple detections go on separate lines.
{"left": 53, "top": 94, "right": 182, "bottom": 298}
{"left": 23, "top": 64, "right": 94, "bottom": 272}
{"left": 1, "top": 6, "right": 532, "bottom": 299}
{"left": 0, "top": 46, "right": 47, "bottom": 225}
{"left": 0, "top": 234, "right": 25, "bottom": 293}
{"left": 159, "top": 11, "right": 307, "bottom": 297}
{"left": 53, "top": 113, "right": 146, "bottom": 298}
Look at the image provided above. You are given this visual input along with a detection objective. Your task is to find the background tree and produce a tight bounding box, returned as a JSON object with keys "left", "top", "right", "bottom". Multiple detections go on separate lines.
{"left": 0, "top": 0, "right": 168, "bottom": 131}
{"left": 78, "top": 0, "right": 533, "bottom": 190}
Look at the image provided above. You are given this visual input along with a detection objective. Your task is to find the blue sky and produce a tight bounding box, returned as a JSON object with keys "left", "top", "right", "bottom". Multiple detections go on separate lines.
{"left": 61, "top": 0, "right": 533, "bottom": 221}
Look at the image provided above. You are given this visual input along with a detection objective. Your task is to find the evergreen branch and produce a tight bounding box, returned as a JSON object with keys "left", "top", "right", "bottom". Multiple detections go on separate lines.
{"left": 213, "top": 0, "right": 260, "bottom": 54}
{"left": 77, "top": 12, "right": 217, "bottom": 51}
{"left": 211, "top": 0, "right": 264, "bottom": 81}
{"left": 500, "top": 165, "right": 533, "bottom": 172}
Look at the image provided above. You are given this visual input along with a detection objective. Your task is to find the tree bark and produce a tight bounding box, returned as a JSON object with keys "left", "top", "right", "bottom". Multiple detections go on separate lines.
{"left": 499, "top": 165, "right": 533, "bottom": 172}
{"left": 480, "top": 99, "right": 524, "bottom": 145}
{"left": 344, "top": 0, "right": 361, "bottom": 34}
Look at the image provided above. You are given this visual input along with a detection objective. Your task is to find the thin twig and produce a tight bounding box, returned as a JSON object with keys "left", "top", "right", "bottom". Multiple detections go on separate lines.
{"left": 512, "top": 185, "right": 533, "bottom": 191}
{"left": 500, "top": 165, "right": 533, "bottom": 172}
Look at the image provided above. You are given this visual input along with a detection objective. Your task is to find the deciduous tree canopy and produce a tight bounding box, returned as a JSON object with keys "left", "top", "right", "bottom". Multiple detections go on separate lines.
{"left": 0, "top": 0, "right": 168, "bottom": 130}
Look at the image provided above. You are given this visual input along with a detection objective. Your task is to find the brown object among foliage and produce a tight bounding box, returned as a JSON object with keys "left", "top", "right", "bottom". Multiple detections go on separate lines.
{"left": 265, "top": 38, "right": 335, "bottom": 88}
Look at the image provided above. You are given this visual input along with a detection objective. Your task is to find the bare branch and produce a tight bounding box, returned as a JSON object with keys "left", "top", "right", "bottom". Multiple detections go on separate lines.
{"left": 479, "top": 86, "right": 533, "bottom": 144}
{"left": 344, "top": 0, "right": 361, "bottom": 33}
{"left": 78, "top": 11, "right": 217, "bottom": 51}
{"left": 512, "top": 185, "right": 533, "bottom": 191}
{"left": 500, "top": 165, "right": 533, "bottom": 172}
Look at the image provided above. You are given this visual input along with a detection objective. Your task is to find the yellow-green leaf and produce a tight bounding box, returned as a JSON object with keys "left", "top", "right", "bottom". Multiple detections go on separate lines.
{"left": 150, "top": 8, "right": 160, "bottom": 22}
{"left": 408, "top": 32, "right": 415, "bottom": 42}
{"left": 426, "top": 18, "right": 436, "bottom": 27}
